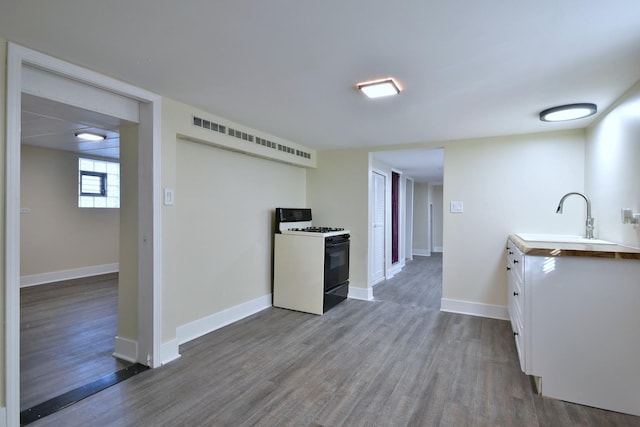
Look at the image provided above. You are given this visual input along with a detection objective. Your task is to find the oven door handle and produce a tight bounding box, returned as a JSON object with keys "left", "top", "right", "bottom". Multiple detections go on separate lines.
{"left": 326, "top": 241, "right": 350, "bottom": 248}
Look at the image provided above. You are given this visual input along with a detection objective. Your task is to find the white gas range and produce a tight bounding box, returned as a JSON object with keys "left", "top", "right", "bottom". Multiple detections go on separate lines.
{"left": 273, "top": 208, "right": 350, "bottom": 314}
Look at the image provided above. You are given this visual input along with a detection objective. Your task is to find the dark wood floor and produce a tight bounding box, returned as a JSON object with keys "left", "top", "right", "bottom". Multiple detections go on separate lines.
{"left": 21, "top": 273, "right": 130, "bottom": 410}
{"left": 31, "top": 256, "right": 640, "bottom": 426}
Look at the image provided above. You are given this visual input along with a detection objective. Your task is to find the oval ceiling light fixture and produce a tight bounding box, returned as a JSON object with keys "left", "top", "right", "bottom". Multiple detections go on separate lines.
{"left": 357, "top": 77, "right": 401, "bottom": 99}
{"left": 539, "top": 103, "right": 597, "bottom": 122}
{"left": 75, "top": 131, "right": 107, "bottom": 141}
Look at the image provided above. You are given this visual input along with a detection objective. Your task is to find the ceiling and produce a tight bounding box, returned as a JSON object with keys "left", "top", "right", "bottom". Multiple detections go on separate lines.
{"left": 4, "top": 1, "right": 640, "bottom": 180}
{"left": 21, "top": 94, "right": 123, "bottom": 159}
{"left": 372, "top": 149, "right": 444, "bottom": 184}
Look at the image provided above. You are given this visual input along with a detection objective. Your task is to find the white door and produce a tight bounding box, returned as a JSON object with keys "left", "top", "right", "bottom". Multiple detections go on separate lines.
{"left": 372, "top": 172, "right": 386, "bottom": 284}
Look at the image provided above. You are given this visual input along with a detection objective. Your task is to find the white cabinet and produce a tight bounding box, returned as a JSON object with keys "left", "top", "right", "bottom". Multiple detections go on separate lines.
{"left": 505, "top": 241, "right": 526, "bottom": 372}
{"left": 506, "top": 238, "right": 640, "bottom": 416}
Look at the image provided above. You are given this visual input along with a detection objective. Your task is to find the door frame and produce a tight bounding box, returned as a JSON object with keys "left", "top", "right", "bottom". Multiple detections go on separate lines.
{"left": 370, "top": 169, "right": 387, "bottom": 286}
{"left": 404, "top": 177, "right": 414, "bottom": 261}
{"left": 4, "top": 43, "right": 162, "bottom": 425}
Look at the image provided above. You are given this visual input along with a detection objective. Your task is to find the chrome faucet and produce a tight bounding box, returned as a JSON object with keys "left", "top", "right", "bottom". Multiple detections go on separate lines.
{"left": 556, "top": 192, "right": 595, "bottom": 239}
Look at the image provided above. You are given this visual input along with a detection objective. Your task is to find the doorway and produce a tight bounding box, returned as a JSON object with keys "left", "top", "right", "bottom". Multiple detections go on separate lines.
{"left": 5, "top": 43, "right": 161, "bottom": 425}
{"left": 19, "top": 94, "right": 132, "bottom": 411}
{"left": 368, "top": 148, "right": 444, "bottom": 290}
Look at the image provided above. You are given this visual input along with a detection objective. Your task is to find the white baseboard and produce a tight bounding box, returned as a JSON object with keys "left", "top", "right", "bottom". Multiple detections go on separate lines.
{"left": 113, "top": 336, "right": 138, "bottom": 363}
{"left": 412, "top": 249, "right": 431, "bottom": 257}
{"left": 177, "top": 293, "right": 272, "bottom": 345}
{"left": 386, "top": 263, "right": 402, "bottom": 279}
{"left": 20, "top": 263, "right": 119, "bottom": 287}
{"left": 370, "top": 277, "right": 385, "bottom": 287}
{"left": 348, "top": 286, "right": 373, "bottom": 301}
{"left": 433, "top": 246, "right": 443, "bottom": 253}
{"left": 159, "top": 338, "right": 181, "bottom": 365}
{"left": 440, "top": 298, "right": 509, "bottom": 321}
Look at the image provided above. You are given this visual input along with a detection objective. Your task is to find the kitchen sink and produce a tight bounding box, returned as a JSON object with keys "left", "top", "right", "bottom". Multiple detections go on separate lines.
{"left": 515, "top": 233, "right": 616, "bottom": 245}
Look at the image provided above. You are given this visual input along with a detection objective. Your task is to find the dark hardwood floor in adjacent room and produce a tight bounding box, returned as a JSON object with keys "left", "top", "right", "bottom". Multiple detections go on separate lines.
{"left": 32, "top": 256, "right": 639, "bottom": 426}
{"left": 21, "top": 273, "right": 131, "bottom": 410}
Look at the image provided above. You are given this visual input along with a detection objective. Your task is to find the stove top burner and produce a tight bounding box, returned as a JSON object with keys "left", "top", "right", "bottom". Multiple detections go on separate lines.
{"left": 288, "top": 227, "right": 345, "bottom": 233}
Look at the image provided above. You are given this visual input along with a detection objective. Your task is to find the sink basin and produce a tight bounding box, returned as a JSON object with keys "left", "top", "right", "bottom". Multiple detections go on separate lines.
{"left": 515, "top": 233, "right": 616, "bottom": 245}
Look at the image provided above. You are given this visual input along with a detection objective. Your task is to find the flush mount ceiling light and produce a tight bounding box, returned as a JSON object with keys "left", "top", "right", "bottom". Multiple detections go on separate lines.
{"left": 75, "top": 131, "right": 106, "bottom": 141}
{"left": 356, "top": 78, "right": 401, "bottom": 99}
{"left": 539, "top": 103, "right": 597, "bottom": 122}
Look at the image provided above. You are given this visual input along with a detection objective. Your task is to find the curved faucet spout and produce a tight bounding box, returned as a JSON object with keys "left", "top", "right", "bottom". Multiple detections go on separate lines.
{"left": 556, "top": 192, "right": 595, "bottom": 239}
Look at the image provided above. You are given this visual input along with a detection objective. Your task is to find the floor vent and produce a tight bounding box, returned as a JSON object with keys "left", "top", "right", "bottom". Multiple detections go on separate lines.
{"left": 193, "top": 115, "right": 312, "bottom": 160}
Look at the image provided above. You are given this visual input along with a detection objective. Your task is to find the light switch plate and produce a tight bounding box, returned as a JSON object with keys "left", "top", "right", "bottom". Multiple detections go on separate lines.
{"left": 164, "top": 188, "right": 174, "bottom": 206}
{"left": 450, "top": 201, "right": 464, "bottom": 213}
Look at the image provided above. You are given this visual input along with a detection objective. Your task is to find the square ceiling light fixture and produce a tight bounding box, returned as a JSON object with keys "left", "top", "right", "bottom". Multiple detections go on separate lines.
{"left": 357, "top": 78, "right": 401, "bottom": 99}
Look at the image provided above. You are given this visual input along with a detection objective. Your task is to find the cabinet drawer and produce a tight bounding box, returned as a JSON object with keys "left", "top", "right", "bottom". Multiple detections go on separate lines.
{"left": 507, "top": 272, "right": 518, "bottom": 321}
{"left": 512, "top": 312, "right": 526, "bottom": 372}
{"left": 512, "top": 279, "right": 523, "bottom": 318}
{"left": 506, "top": 240, "right": 524, "bottom": 280}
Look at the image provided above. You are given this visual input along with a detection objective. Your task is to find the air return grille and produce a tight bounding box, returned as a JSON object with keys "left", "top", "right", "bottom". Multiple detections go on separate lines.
{"left": 192, "top": 116, "right": 226, "bottom": 134}
{"left": 193, "top": 116, "right": 311, "bottom": 160}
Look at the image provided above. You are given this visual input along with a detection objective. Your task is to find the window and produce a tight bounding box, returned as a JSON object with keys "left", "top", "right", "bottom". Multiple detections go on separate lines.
{"left": 80, "top": 171, "right": 106, "bottom": 196}
{"left": 78, "top": 158, "right": 120, "bottom": 208}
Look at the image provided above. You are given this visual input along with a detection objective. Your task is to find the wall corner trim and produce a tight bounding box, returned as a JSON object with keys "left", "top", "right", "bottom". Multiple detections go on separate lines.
{"left": 440, "top": 298, "right": 509, "bottom": 320}
{"left": 348, "top": 286, "right": 374, "bottom": 301}
{"left": 159, "top": 339, "right": 181, "bottom": 365}
{"left": 113, "top": 336, "right": 139, "bottom": 363}
{"left": 176, "top": 293, "right": 272, "bottom": 345}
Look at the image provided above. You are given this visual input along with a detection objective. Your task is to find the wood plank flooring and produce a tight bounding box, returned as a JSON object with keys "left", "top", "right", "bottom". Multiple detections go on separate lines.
{"left": 21, "top": 273, "right": 131, "bottom": 410}
{"left": 32, "top": 256, "right": 640, "bottom": 426}
{"left": 373, "top": 253, "right": 442, "bottom": 310}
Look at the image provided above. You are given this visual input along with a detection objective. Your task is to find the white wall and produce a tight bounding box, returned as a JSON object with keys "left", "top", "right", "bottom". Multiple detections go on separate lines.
{"left": 159, "top": 98, "right": 308, "bottom": 348}
{"left": 586, "top": 80, "right": 640, "bottom": 248}
{"left": 307, "top": 149, "right": 369, "bottom": 292}
{"left": 431, "top": 185, "right": 444, "bottom": 251}
{"left": 442, "top": 131, "right": 585, "bottom": 308}
{"left": 174, "top": 138, "right": 306, "bottom": 326}
{"left": 412, "top": 182, "right": 429, "bottom": 255}
{"left": 117, "top": 124, "right": 138, "bottom": 341}
{"left": 0, "top": 36, "right": 6, "bottom": 409}
{"left": 20, "top": 145, "right": 119, "bottom": 278}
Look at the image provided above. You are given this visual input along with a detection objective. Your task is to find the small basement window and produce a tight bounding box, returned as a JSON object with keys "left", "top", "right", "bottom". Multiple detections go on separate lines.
{"left": 80, "top": 171, "right": 106, "bottom": 196}
{"left": 78, "top": 158, "right": 120, "bottom": 208}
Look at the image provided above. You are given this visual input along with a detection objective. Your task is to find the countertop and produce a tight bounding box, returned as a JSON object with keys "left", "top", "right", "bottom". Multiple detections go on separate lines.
{"left": 508, "top": 234, "right": 640, "bottom": 260}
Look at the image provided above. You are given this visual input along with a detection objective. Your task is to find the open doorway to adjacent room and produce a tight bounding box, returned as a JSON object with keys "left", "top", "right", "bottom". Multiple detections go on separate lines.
{"left": 19, "top": 94, "right": 132, "bottom": 412}
{"left": 369, "top": 148, "right": 444, "bottom": 306}
{"left": 5, "top": 44, "right": 161, "bottom": 425}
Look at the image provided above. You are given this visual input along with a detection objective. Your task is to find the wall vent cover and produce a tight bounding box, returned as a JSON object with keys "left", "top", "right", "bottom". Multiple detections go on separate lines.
{"left": 193, "top": 115, "right": 311, "bottom": 160}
